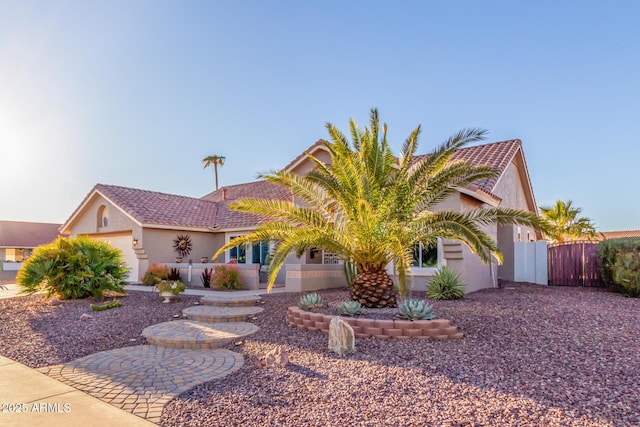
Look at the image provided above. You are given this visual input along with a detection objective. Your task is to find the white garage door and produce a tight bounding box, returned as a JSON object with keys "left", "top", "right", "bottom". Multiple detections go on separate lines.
{"left": 93, "top": 233, "right": 139, "bottom": 283}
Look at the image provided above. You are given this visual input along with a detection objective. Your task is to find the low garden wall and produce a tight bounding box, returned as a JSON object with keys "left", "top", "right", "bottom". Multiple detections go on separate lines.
{"left": 166, "top": 263, "right": 260, "bottom": 290}
{"left": 284, "top": 264, "right": 347, "bottom": 292}
{"left": 287, "top": 306, "right": 463, "bottom": 340}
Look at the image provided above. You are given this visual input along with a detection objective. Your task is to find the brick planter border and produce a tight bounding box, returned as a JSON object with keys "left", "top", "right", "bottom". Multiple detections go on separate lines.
{"left": 286, "top": 306, "right": 463, "bottom": 340}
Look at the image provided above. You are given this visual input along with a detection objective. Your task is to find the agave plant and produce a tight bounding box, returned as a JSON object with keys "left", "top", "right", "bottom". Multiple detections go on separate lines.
{"left": 338, "top": 300, "right": 363, "bottom": 317}
{"left": 299, "top": 292, "right": 324, "bottom": 310}
{"left": 397, "top": 299, "right": 436, "bottom": 320}
{"left": 427, "top": 266, "right": 466, "bottom": 300}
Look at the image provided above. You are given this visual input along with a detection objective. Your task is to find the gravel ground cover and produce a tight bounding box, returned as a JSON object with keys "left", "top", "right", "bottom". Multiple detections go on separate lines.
{"left": 1, "top": 284, "right": 639, "bottom": 426}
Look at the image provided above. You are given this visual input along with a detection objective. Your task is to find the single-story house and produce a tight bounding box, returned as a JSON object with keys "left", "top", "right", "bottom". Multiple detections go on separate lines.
{"left": 0, "top": 221, "right": 63, "bottom": 270}
{"left": 60, "top": 138, "right": 540, "bottom": 293}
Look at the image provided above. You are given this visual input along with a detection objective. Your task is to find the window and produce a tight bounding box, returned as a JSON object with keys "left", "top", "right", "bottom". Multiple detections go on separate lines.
{"left": 228, "top": 236, "right": 246, "bottom": 264}
{"left": 97, "top": 205, "right": 108, "bottom": 228}
{"left": 412, "top": 242, "right": 438, "bottom": 268}
{"left": 251, "top": 241, "right": 270, "bottom": 265}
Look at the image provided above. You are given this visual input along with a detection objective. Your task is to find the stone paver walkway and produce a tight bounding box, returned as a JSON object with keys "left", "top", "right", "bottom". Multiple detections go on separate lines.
{"left": 34, "top": 292, "right": 265, "bottom": 424}
{"left": 142, "top": 320, "right": 259, "bottom": 349}
{"left": 38, "top": 346, "right": 243, "bottom": 424}
{"left": 182, "top": 305, "right": 264, "bottom": 322}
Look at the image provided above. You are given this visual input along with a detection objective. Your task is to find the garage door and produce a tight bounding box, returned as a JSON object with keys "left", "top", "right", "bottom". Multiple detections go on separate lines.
{"left": 93, "top": 233, "right": 139, "bottom": 283}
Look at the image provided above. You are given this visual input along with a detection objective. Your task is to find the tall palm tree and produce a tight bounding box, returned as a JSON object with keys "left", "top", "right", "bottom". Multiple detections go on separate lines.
{"left": 539, "top": 199, "right": 597, "bottom": 243}
{"left": 202, "top": 155, "right": 226, "bottom": 190}
{"left": 213, "top": 109, "right": 541, "bottom": 308}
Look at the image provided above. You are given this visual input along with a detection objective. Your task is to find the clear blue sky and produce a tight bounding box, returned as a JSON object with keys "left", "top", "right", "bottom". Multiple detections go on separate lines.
{"left": 1, "top": 1, "right": 638, "bottom": 231}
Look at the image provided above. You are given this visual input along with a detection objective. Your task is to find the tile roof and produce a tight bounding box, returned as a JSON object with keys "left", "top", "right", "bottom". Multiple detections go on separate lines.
{"left": 599, "top": 230, "right": 640, "bottom": 240}
{"left": 68, "top": 140, "right": 529, "bottom": 232}
{"left": 201, "top": 181, "right": 293, "bottom": 229}
{"left": 201, "top": 181, "right": 292, "bottom": 203}
{"left": 0, "top": 221, "right": 62, "bottom": 248}
{"left": 412, "top": 139, "right": 522, "bottom": 193}
{"left": 94, "top": 184, "right": 219, "bottom": 228}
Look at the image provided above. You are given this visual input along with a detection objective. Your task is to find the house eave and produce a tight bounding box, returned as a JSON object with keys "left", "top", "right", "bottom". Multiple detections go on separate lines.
{"left": 455, "top": 186, "right": 501, "bottom": 207}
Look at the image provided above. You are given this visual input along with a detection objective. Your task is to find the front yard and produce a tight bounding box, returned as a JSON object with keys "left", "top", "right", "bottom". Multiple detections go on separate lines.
{"left": 1, "top": 284, "right": 638, "bottom": 426}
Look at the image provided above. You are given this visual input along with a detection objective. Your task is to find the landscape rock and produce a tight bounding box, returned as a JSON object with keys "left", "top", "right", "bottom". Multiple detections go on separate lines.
{"left": 261, "top": 346, "right": 289, "bottom": 367}
{"left": 79, "top": 313, "right": 93, "bottom": 321}
{"left": 328, "top": 316, "right": 355, "bottom": 356}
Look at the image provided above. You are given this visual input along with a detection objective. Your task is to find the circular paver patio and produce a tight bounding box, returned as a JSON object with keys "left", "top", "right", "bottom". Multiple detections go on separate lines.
{"left": 38, "top": 345, "right": 243, "bottom": 424}
{"left": 142, "top": 320, "right": 260, "bottom": 349}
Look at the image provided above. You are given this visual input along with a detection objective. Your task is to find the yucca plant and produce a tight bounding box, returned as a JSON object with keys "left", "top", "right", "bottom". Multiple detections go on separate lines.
{"left": 338, "top": 300, "right": 363, "bottom": 316}
{"left": 397, "top": 299, "right": 436, "bottom": 320}
{"left": 212, "top": 109, "right": 541, "bottom": 308}
{"left": 299, "top": 292, "right": 324, "bottom": 309}
{"left": 427, "top": 266, "right": 466, "bottom": 300}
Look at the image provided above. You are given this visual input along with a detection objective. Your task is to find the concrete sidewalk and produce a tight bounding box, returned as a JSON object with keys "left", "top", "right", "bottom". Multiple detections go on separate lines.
{"left": 0, "top": 355, "right": 156, "bottom": 426}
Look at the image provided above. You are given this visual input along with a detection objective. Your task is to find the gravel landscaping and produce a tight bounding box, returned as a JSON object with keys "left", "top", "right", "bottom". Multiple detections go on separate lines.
{"left": 1, "top": 284, "right": 639, "bottom": 426}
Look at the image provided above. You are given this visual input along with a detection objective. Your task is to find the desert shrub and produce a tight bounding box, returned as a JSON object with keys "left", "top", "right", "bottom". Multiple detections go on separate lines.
{"left": 427, "top": 266, "right": 466, "bottom": 300}
{"left": 141, "top": 261, "right": 169, "bottom": 286}
{"left": 598, "top": 238, "right": 640, "bottom": 287}
{"left": 611, "top": 251, "right": 640, "bottom": 297}
{"left": 17, "top": 236, "right": 128, "bottom": 300}
{"left": 211, "top": 264, "right": 242, "bottom": 290}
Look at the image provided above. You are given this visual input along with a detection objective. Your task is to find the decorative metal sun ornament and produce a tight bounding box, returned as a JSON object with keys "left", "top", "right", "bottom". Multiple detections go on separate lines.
{"left": 173, "top": 234, "right": 193, "bottom": 257}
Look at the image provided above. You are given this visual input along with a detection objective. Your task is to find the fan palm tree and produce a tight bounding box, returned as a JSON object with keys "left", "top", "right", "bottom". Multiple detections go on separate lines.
{"left": 539, "top": 199, "right": 597, "bottom": 243}
{"left": 213, "top": 109, "right": 541, "bottom": 308}
{"left": 202, "top": 155, "right": 226, "bottom": 190}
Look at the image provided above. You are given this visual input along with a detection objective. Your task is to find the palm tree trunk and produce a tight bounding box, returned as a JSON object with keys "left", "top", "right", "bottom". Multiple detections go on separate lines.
{"left": 350, "top": 268, "right": 397, "bottom": 308}
{"left": 214, "top": 165, "right": 219, "bottom": 190}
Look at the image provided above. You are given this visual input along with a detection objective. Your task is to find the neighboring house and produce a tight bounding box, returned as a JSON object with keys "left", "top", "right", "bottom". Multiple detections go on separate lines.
{"left": 61, "top": 138, "right": 540, "bottom": 293}
{"left": 0, "top": 221, "right": 62, "bottom": 269}
{"left": 598, "top": 230, "right": 640, "bottom": 240}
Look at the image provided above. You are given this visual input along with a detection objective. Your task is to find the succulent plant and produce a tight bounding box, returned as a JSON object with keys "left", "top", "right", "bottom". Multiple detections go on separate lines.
{"left": 338, "top": 300, "right": 363, "bottom": 316}
{"left": 397, "top": 298, "right": 436, "bottom": 320}
{"left": 427, "top": 266, "right": 466, "bottom": 300}
{"left": 299, "top": 292, "right": 324, "bottom": 309}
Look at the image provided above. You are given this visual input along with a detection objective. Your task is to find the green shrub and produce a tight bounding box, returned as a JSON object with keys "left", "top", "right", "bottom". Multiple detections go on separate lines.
{"left": 427, "top": 266, "right": 466, "bottom": 300}
{"left": 156, "top": 280, "right": 186, "bottom": 295}
{"left": 90, "top": 299, "right": 122, "bottom": 311}
{"left": 211, "top": 264, "right": 242, "bottom": 290}
{"left": 612, "top": 251, "right": 640, "bottom": 297}
{"left": 141, "top": 261, "right": 169, "bottom": 286}
{"left": 597, "top": 238, "right": 640, "bottom": 289}
{"left": 17, "top": 236, "right": 128, "bottom": 300}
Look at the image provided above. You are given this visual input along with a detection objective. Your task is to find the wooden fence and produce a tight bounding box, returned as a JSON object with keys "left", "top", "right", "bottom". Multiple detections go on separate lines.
{"left": 547, "top": 241, "right": 603, "bottom": 287}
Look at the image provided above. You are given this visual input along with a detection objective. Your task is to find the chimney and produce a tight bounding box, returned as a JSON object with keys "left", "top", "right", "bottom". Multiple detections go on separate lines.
{"left": 222, "top": 188, "right": 227, "bottom": 201}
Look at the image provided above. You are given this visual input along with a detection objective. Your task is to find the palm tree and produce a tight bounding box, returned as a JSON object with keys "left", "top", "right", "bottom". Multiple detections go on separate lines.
{"left": 213, "top": 109, "right": 541, "bottom": 308}
{"left": 202, "top": 155, "right": 226, "bottom": 190}
{"left": 539, "top": 199, "right": 597, "bottom": 243}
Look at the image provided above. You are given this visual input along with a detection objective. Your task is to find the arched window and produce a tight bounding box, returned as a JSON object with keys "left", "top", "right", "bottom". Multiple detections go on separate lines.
{"left": 97, "top": 205, "right": 109, "bottom": 229}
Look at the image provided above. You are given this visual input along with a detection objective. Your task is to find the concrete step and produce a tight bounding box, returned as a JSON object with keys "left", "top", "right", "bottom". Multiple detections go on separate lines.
{"left": 142, "top": 320, "right": 259, "bottom": 349}
{"left": 182, "top": 305, "right": 264, "bottom": 323}
{"left": 200, "top": 294, "right": 262, "bottom": 307}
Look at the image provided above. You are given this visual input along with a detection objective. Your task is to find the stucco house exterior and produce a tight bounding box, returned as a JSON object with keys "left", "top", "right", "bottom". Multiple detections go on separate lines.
{"left": 0, "top": 221, "right": 62, "bottom": 271}
{"left": 60, "top": 138, "right": 539, "bottom": 294}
